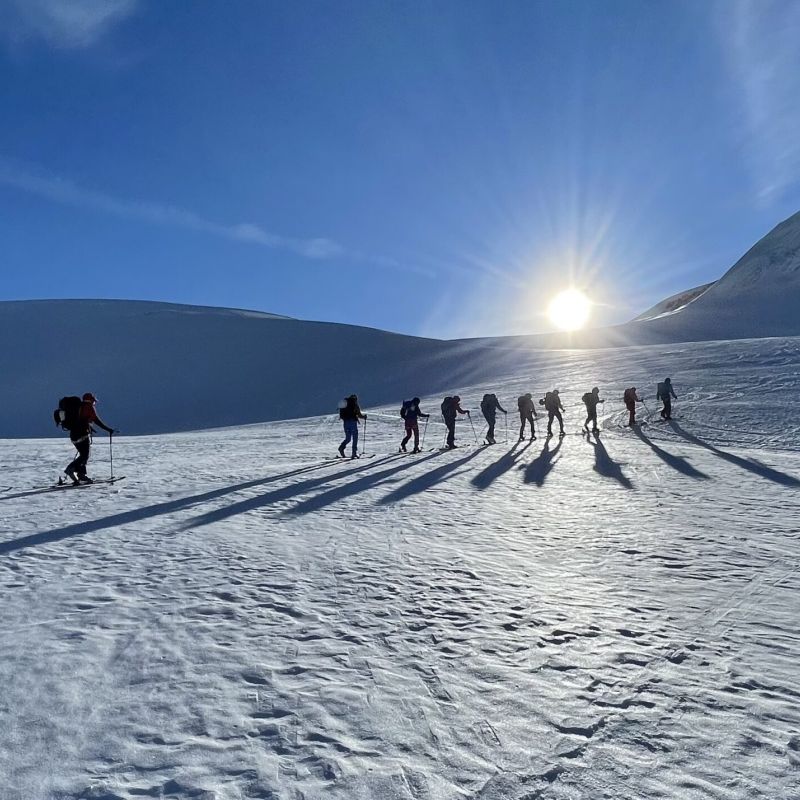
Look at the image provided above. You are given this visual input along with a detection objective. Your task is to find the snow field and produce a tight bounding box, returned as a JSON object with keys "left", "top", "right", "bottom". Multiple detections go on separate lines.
{"left": 1, "top": 336, "right": 800, "bottom": 799}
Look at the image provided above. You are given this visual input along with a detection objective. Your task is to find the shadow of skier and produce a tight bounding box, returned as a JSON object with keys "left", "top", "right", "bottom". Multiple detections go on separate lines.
{"left": 285, "top": 451, "right": 444, "bottom": 514}
{"left": 632, "top": 425, "right": 709, "bottom": 480}
{"left": 668, "top": 421, "right": 800, "bottom": 487}
{"left": 0, "top": 456, "right": 399, "bottom": 554}
{"left": 522, "top": 437, "right": 562, "bottom": 487}
{"left": 583, "top": 431, "right": 634, "bottom": 490}
{"left": 376, "top": 447, "right": 485, "bottom": 505}
{"left": 470, "top": 439, "right": 535, "bottom": 490}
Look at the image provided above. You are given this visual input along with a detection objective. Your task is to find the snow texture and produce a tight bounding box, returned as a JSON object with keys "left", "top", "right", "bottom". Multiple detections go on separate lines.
{"left": 2, "top": 336, "right": 800, "bottom": 799}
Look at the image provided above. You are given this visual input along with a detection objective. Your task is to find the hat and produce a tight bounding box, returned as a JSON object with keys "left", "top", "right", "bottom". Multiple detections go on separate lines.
{"left": 83, "top": 392, "right": 97, "bottom": 403}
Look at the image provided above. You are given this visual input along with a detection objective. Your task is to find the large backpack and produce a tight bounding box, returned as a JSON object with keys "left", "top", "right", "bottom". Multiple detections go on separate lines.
{"left": 441, "top": 396, "right": 453, "bottom": 416}
{"left": 656, "top": 382, "right": 667, "bottom": 398}
{"left": 543, "top": 391, "right": 556, "bottom": 411}
{"left": 623, "top": 388, "right": 636, "bottom": 404}
{"left": 338, "top": 398, "right": 349, "bottom": 420}
{"left": 54, "top": 395, "right": 82, "bottom": 431}
{"left": 582, "top": 392, "right": 593, "bottom": 406}
{"left": 400, "top": 400, "right": 413, "bottom": 419}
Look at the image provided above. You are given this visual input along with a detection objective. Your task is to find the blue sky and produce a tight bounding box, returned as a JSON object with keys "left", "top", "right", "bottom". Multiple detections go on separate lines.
{"left": 1, "top": 0, "right": 800, "bottom": 338}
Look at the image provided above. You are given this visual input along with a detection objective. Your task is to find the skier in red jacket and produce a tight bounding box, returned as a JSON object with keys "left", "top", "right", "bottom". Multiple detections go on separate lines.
{"left": 65, "top": 393, "right": 115, "bottom": 484}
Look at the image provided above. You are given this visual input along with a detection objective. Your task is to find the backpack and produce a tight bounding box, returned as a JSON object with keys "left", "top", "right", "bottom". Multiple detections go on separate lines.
{"left": 657, "top": 382, "right": 667, "bottom": 398}
{"left": 623, "top": 388, "right": 636, "bottom": 404}
{"left": 543, "top": 391, "right": 556, "bottom": 410}
{"left": 338, "top": 398, "right": 348, "bottom": 420}
{"left": 582, "top": 392, "right": 593, "bottom": 406}
{"left": 400, "top": 400, "right": 413, "bottom": 419}
{"left": 441, "top": 396, "right": 453, "bottom": 416}
{"left": 54, "top": 395, "right": 82, "bottom": 431}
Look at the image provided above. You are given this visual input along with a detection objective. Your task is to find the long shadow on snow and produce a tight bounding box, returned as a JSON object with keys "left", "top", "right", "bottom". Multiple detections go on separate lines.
{"left": 583, "top": 431, "right": 634, "bottom": 490}
{"left": 470, "top": 439, "right": 535, "bottom": 490}
{"left": 182, "top": 454, "right": 403, "bottom": 529}
{"left": 284, "top": 451, "right": 444, "bottom": 515}
{"left": 632, "top": 426, "right": 709, "bottom": 480}
{"left": 668, "top": 421, "right": 800, "bottom": 487}
{"left": 376, "top": 447, "right": 485, "bottom": 505}
{"left": 522, "top": 438, "right": 562, "bottom": 487}
{"left": 0, "top": 458, "right": 389, "bottom": 554}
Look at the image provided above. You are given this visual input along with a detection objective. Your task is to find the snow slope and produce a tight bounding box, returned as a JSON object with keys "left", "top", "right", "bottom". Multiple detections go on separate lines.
{"left": 633, "top": 282, "right": 713, "bottom": 321}
{"left": 2, "top": 336, "right": 800, "bottom": 800}
{"left": 0, "top": 299, "right": 530, "bottom": 438}
{"left": 632, "top": 209, "right": 800, "bottom": 340}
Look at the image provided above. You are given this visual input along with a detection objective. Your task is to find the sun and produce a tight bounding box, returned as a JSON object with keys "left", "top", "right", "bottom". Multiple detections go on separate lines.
{"left": 547, "top": 288, "right": 592, "bottom": 331}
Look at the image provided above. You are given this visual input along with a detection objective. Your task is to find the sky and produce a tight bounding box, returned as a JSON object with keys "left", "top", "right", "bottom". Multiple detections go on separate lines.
{"left": 1, "top": 0, "right": 800, "bottom": 339}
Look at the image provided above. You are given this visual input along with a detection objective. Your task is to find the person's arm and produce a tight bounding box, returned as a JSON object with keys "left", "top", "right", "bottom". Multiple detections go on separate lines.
{"left": 498, "top": 403, "right": 507, "bottom": 414}
{"left": 671, "top": 387, "right": 678, "bottom": 399}
{"left": 458, "top": 404, "right": 469, "bottom": 415}
{"left": 93, "top": 414, "right": 114, "bottom": 434}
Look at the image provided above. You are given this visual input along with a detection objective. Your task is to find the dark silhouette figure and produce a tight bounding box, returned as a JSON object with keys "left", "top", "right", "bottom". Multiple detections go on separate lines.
{"left": 582, "top": 387, "right": 604, "bottom": 433}
{"left": 400, "top": 397, "right": 430, "bottom": 453}
{"left": 480, "top": 393, "right": 506, "bottom": 444}
{"left": 542, "top": 389, "right": 565, "bottom": 437}
{"left": 623, "top": 387, "right": 641, "bottom": 427}
{"left": 338, "top": 394, "right": 367, "bottom": 458}
{"left": 517, "top": 393, "right": 538, "bottom": 441}
{"left": 441, "top": 395, "right": 469, "bottom": 449}
{"left": 657, "top": 378, "right": 678, "bottom": 420}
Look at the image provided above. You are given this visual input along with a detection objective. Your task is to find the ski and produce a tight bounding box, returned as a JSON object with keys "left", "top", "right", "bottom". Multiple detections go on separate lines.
{"left": 32, "top": 476, "right": 126, "bottom": 492}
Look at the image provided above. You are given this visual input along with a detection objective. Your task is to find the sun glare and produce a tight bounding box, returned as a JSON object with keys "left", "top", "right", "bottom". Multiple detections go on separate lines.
{"left": 547, "top": 288, "right": 592, "bottom": 331}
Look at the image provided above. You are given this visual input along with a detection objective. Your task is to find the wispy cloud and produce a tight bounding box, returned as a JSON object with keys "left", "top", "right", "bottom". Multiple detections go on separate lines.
{"left": 717, "top": 0, "right": 800, "bottom": 202}
{"left": 0, "top": 0, "right": 139, "bottom": 49}
{"left": 0, "top": 160, "right": 344, "bottom": 260}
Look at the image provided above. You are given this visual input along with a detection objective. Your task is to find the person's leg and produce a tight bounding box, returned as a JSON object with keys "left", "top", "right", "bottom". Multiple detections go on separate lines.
{"left": 487, "top": 418, "right": 495, "bottom": 441}
{"left": 401, "top": 424, "right": 412, "bottom": 450}
{"left": 350, "top": 421, "right": 359, "bottom": 456}
{"left": 664, "top": 398, "right": 672, "bottom": 420}
{"left": 528, "top": 413, "right": 536, "bottom": 438}
{"left": 412, "top": 422, "right": 420, "bottom": 451}
{"left": 556, "top": 410, "right": 564, "bottom": 433}
{"left": 547, "top": 411, "right": 554, "bottom": 435}
{"left": 519, "top": 414, "right": 525, "bottom": 440}
{"left": 446, "top": 419, "right": 455, "bottom": 447}
{"left": 590, "top": 410, "right": 598, "bottom": 431}
{"left": 627, "top": 403, "right": 635, "bottom": 426}
{"left": 339, "top": 423, "right": 351, "bottom": 455}
{"left": 75, "top": 439, "right": 91, "bottom": 479}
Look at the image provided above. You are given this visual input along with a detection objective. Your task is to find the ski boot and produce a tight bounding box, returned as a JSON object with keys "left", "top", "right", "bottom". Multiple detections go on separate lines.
{"left": 64, "top": 467, "right": 80, "bottom": 486}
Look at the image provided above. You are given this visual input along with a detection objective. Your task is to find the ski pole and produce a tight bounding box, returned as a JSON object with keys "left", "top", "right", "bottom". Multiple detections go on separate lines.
{"left": 362, "top": 417, "right": 367, "bottom": 456}
{"left": 109, "top": 432, "right": 114, "bottom": 479}
{"left": 421, "top": 416, "right": 429, "bottom": 449}
{"left": 468, "top": 412, "right": 478, "bottom": 443}
{"left": 505, "top": 412, "right": 508, "bottom": 443}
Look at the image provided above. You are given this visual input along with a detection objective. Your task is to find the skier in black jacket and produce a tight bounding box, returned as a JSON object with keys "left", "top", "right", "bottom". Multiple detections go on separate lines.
{"left": 480, "top": 393, "right": 506, "bottom": 444}
{"left": 517, "top": 393, "right": 537, "bottom": 441}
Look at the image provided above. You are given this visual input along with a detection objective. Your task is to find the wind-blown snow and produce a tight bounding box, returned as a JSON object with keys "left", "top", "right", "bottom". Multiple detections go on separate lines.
{"left": 2, "top": 336, "right": 799, "bottom": 799}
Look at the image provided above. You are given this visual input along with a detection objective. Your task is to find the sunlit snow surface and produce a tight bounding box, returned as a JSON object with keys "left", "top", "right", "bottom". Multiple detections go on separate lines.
{"left": 2, "top": 338, "right": 800, "bottom": 800}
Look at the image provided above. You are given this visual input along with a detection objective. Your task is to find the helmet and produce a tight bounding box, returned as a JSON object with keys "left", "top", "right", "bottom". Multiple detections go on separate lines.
{"left": 665, "top": 377, "right": 671, "bottom": 383}
{"left": 454, "top": 395, "right": 461, "bottom": 402}
{"left": 553, "top": 389, "right": 560, "bottom": 394}
{"left": 592, "top": 387, "right": 599, "bottom": 394}
{"left": 525, "top": 393, "right": 532, "bottom": 399}
{"left": 83, "top": 392, "right": 97, "bottom": 403}
{"left": 412, "top": 397, "right": 420, "bottom": 404}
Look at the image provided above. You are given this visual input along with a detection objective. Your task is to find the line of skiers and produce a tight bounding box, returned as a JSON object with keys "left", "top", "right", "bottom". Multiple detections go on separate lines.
{"left": 337, "top": 379, "right": 678, "bottom": 454}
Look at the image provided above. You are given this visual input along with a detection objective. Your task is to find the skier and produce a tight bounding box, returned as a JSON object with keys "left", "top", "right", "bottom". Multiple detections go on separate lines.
{"left": 517, "top": 393, "right": 538, "bottom": 441}
{"left": 542, "top": 389, "right": 565, "bottom": 437}
{"left": 582, "top": 387, "right": 604, "bottom": 434}
{"left": 63, "top": 393, "right": 115, "bottom": 485}
{"left": 623, "top": 386, "right": 641, "bottom": 427}
{"left": 656, "top": 377, "right": 678, "bottom": 420}
{"left": 338, "top": 394, "right": 367, "bottom": 459}
{"left": 480, "top": 393, "right": 506, "bottom": 444}
{"left": 441, "top": 395, "right": 469, "bottom": 449}
{"left": 400, "top": 397, "right": 430, "bottom": 453}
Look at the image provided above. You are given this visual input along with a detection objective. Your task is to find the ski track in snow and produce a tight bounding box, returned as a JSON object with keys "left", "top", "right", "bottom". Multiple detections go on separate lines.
{"left": 2, "top": 338, "right": 800, "bottom": 799}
